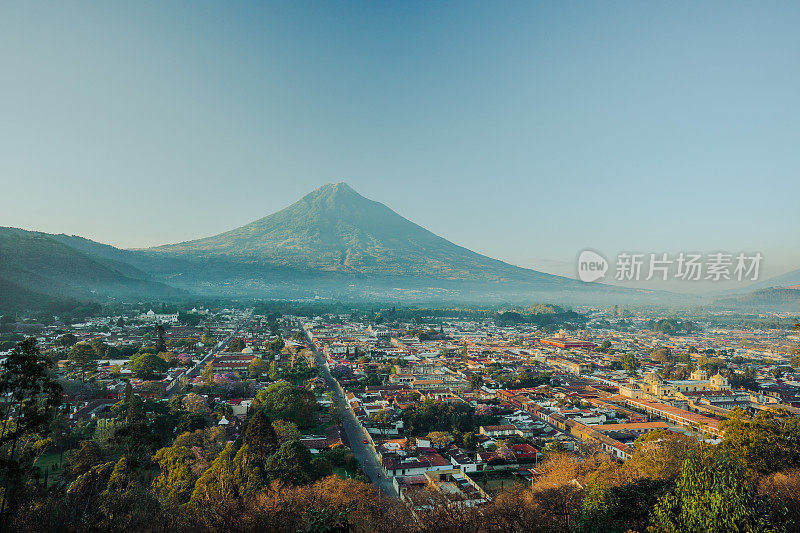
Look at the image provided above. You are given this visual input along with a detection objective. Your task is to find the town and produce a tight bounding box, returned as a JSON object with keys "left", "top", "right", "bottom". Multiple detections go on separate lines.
{"left": 1, "top": 303, "right": 798, "bottom": 530}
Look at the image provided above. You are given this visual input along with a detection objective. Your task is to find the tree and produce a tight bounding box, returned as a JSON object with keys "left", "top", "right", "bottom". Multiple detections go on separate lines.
{"left": 496, "top": 444, "right": 516, "bottom": 461}
{"left": 90, "top": 337, "right": 108, "bottom": 359}
{"left": 371, "top": 409, "right": 392, "bottom": 436}
{"left": 720, "top": 409, "right": 800, "bottom": 476}
{"left": 463, "top": 432, "right": 478, "bottom": 450}
{"left": 304, "top": 507, "right": 349, "bottom": 533}
{"left": 151, "top": 444, "right": 200, "bottom": 517}
{"left": 177, "top": 312, "right": 202, "bottom": 328}
{"left": 531, "top": 451, "right": 596, "bottom": 530}
{"left": 243, "top": 410, "right": 279, "bottom": 464}
{"left": 154, "top": 324, "right": 167, "bottom": 352}
{"left": 249, "top": 357, "right": 269, "bottom": 377}
{"left": 59, "top": 333, "right": 78, "bottom": 347}
{"left": 130, "top": 353, "right": 169, "bottom": 379}
{"left": 157, "top": 351, "right": 177, "bottom": 365}
{"left": 576, "top": 477, "right": 671, "bottom": 533}
{"left": 650, "top": 453, "right": 785, "bottom": 532}
{"left": 229, "top": 337, "right": 246, "bottom": 352}
{"left": 268, "top": 361, "right": 279, "bottom": 381}
{"left": 0, "top": 338, "right": 62, "bottom": 522}
{"left": 265, "top": 337, "right": 285, "bottom": 354}
{"left": 620, "top": 353, "right": 640, "bottom": 376}
{"left": 255, "top": 382, "right": 318, "bottom": 428}
{"left": 470, "top": 373, "right": 484, "bottom": 390}
{"left": 67, "top": 440, "right": 105, "bottom": 478}
{"left": 190, "top": 443, "right": 240, "bottom": 506}
{"left": 426, "top": 431, "right": 454, "bottom": 448}
{"left": 69, "top": 342, "right": 98, "bottom": 381}
{"left": 651, "top": 347, "right": 672, "bottom": 363}
{"left": 118, "top": 380, "right": 144, "bottom": 424}
{"left": 200, "top": 334, "right": 216, "bottom": 347}
{"left": 99, "top": 456, "right": 156, "bottom": 531}
{"left": 273, "top": 420, "right": 301, "bottom": 443}
{"left": 182, "top": 392, "right": 210, "bottom": 414}
{"left": 728, "top": 367, "right": 758, "bottom": 390}
{"left": 201, "top": 362, "right": 215, "bottom": 386}
{"left": 265, "top": 441, "right": 315, "bottom": 485}
{"left": 624, "top": 429, "right": 702, "bottom": 483}
{"left": 402, "top": 399, "right": 489, "bottom": 437}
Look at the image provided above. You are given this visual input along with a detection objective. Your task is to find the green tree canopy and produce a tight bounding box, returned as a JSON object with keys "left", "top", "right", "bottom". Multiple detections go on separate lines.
{"left": 248, "top": 357, "right": 269, "bottom": 376}
{"left": 254, "top": 382, "right": 317, "bottom": 428}
{"left": 243, "top": 410, "right": 279, "bottom": 464}
{"left": 650, "top": 452, "right": 785, "bottom": 532}
{"left": 229, "top": 337, "right": 246, "bottom": 352}
{"left": 151, "top": 445, "right": 199, "bottom": 510}
{"left": 130, "top": 353, "right": 169, "bottom": 379}
{"left": 59, "top": 333, "right": 78, "bottom": 347}
{"left": 0, "top": 338, "right": 62, "bottom": 520}
{"left": 470, "top": 373, "right": 484, "bottom": 390}
{"left": 265, "top": 337, "right": 285, "bottom": 353}
{"left": 620, "top": 353, "right": 640, "bottom": 376}
{"left": 265, "top": 441, "right": 315, "bottom": 486}
{"left": 69, "top": 342, "right": 99, "bottom": 381}
{"left": 720, "top": 408, "right": 800, "bottom": 476}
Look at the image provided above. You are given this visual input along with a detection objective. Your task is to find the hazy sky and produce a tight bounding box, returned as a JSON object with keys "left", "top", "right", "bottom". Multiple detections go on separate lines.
{"left": 2, "top": 1, "right": 799, "bottom": 288}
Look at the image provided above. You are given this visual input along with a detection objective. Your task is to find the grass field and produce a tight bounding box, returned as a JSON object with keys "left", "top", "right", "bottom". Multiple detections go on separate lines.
{"left": 34, "top": 450, "right": 70, "bottom": 487}
{"left": 476, "top": 472, "right": 528, "bottom": 494}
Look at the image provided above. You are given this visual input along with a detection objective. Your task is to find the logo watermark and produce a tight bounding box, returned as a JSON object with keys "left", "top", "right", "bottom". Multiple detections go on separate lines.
{"left": 577, "top": 250, "right": 609, "bottom": 282}
{"left": 577, "top": 251, "right": 762, "bottom": 282}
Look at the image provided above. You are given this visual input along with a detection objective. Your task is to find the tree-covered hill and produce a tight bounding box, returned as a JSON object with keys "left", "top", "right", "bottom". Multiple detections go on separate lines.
{"left": 0, "top": 227, "right": 183, "bottom": 311}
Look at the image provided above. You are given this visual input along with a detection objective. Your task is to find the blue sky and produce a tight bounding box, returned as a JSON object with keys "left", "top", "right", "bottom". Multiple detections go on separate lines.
{"left": 1, "top": 1, "right": 798, "bottom": 288}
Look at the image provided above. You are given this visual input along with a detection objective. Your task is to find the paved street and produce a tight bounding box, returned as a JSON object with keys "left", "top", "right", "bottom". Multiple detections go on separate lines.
{"left": 167, "top": 311, "right": 252, "bottom": 399}
{"left": 314, "top": 348, "right": 399, "bottom": 498}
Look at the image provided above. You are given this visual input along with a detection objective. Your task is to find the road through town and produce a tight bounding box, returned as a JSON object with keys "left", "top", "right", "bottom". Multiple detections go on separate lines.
{"left": 313, "top": 345, "right": 399, "bottom": 498}
{"left": 167, "top": 310, "right": 252, "bottom": 399}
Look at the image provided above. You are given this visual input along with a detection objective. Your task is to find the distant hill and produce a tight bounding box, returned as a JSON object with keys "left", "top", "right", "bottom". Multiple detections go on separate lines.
{"left": 712, "top": 265, "right": 800, "bottom": 310}
{"left": 715, "top": 286, "right": 800, "bottom": 312}
{"left": 0, "top": 274, "right": 79, "bottom": 313}
{"left": 0, "top": 227, "right": 183, "bottom": 311}
{"left": 736, "top": 267, "right": 800, "bottom": 293}
{"left": 48, "top": 233, "right": 150, "bottom": 279}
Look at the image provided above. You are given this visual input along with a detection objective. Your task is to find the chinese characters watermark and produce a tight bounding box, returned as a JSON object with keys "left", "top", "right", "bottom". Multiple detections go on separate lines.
{"left": 577, "top": 251, "right": 762, "bottom": 283}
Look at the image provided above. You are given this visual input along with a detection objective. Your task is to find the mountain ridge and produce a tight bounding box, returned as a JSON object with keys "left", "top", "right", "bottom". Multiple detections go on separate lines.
{"left": 0, "top": 227, "right": 184, "bottom": 311}
{"left": 150, "top": 182, "right": 572, "bottom": 286}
